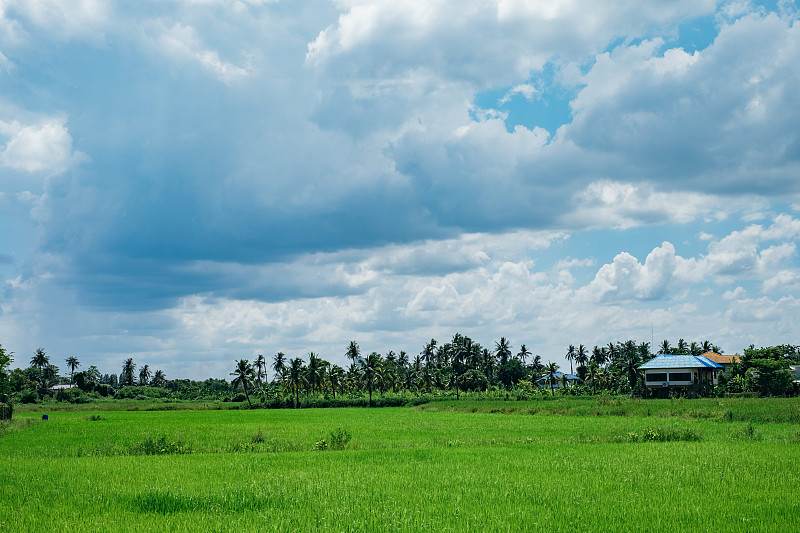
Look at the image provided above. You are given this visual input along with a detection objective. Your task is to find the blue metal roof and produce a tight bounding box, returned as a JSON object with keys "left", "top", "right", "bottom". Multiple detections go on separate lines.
{"left": 536, "top": 372, "right": 581, "bottom": 383}
{"left": 639, "top": 354, "right": 723, "bottom": 370}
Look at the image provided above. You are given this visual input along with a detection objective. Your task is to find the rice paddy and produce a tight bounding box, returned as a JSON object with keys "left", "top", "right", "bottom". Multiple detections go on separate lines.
{"left": 2, "top": 398, "right": 799, "bottom": 531}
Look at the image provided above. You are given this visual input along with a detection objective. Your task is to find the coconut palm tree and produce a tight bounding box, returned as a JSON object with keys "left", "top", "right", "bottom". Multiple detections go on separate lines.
{"left": 658, "top": 339, "right": 672, "bottom": 355}
{"left": 359, "top": 352, "right": 384, "bottom": 406}
{"left": 545, "top": 362, "right": 559, "bottom": 397}
{"left": 31, "top": 348, "right": 49, "bottom": 373}
{"left": 151, "top": 369, "right": 167, "bottom": 388}
{"left": 272, "top": 352, "right": 286, "bottom": 382}
{"left": 65, "top": 356, "right": 80, "bottom": 384}
{"left": 576, "top": 344, "right": 588, "bottom": 368}
{"left": 586, "top": 362, "right": 601, "bottom": 394}
{"left": 677, "top": 338, "right": 689, "bottom": 354}
{"left": 121, "top": 358, "right": 136, "bottom": 386}
{"left": 139, "top": 365, "right": 151, "bottom": 386}
{"left": 328, "top": 365, "right": 345, "bottom": 398}
{"left": 494, "top": 337, "right": 512, "bottom": 366}
{"left": 286, "top": 357, "right": 307, "bottom": 408}
{"left": 230, "top": 359, "right": 255, "bottom": 408}
{"left": 254, "top": 354, "right": 267, "bottom": 386}
{"left": 422, "top": 339, "right": 437, "bottom": 368}
{"left": 566, "top": 344, "right": 576, "bottom": 374}
{"left": 591, "top": 346, "right": 607, "bottom": 367}
{"left": 307, "top": 352, "right": 324, "bottom": 395}
{"left": 346, "top": 341, "right": 361, "bottom": 367}
{"left": 517, "top": 344, "right": 531, "bottom": 364}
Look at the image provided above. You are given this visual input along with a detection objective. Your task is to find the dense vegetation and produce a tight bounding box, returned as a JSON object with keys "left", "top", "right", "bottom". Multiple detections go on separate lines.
{"left": 2, "top": 398, "right": 799, "bottom": 531}
{"left": 1, "top": 338, "right": 798, "bottom": 412}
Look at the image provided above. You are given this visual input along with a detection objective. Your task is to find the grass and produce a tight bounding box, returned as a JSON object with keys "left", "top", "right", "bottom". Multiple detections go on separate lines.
{"left": 1, "top": 398, "right": 799, "bottom": 531}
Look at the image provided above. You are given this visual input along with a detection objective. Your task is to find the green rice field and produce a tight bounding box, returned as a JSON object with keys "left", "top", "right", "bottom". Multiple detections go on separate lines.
{"left": 2, "top": 397, "right": 799, "bottom": 532}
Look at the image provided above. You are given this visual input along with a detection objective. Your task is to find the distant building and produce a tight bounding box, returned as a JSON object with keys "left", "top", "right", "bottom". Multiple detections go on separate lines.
{"left": 535, "top": 372, "right": 581, "bottom": 389}
{"left": 50, "top": 384, "right": 76, "bottom": 390}
{"left": 700, "top": 351, "right": 741, "bottom": 372}
{"left": 639, "top": 354, "right": 723, "bottom": 396}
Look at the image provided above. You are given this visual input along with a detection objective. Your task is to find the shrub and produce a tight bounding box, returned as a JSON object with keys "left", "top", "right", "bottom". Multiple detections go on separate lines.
{"left": 129, "top": 435, "right": 191, "bottom": 455}
{"left": 0, "top": 394, "right": 11, "bottom": 420}
{"left": 627, "top": 426, "right": 700, "bottom": 442}
{"left": 19, "top": 390, "right": 38, "bottom": 404}
{"left": 94, "top": 384, "right": 115, "bottom": 397}
{"left": 314, "top": 428, "right": 352, "bottom": 451}
{"left": 114, "top": 386, "right": 172, "bottom": 400}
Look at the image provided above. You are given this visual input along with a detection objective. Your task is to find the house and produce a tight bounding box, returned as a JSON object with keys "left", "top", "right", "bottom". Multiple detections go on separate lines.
{"left": 536, "top": 372, "right": 581, "bottom": 389}
{"left": 700, "top": 351, "right": 741, "bottom": 372}
{"left": 50, "top": 384, "right": 76, "bottom": 390}
{"left": 639, "top": 354, "right": 723, "bottom": 395}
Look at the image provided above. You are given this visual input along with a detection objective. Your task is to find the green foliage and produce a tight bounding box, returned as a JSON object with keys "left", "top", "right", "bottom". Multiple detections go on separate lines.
{"left": 627, "top": 426, "right": 701, "bottom": 442}
{"left": 0, "top": 344, "right": 11, "bottom": 396}
{"left": 18, "top": 390, "right": 38, "bottom": 404}
{"left": 114, "top": 386, "right": 172, "bottom": 400}
{"left": 129, "top": 435, "right": 191, "bottom": 455}
{"left": 0, "top": 394, "right": 11, "bottom": 420}
{"left": 496, "top": 359, "right": 527, "bottom": 388}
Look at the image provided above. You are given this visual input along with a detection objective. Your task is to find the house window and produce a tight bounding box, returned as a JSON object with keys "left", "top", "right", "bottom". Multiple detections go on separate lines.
{"left": 646, "top": 373, "right": 667, "bottom": 382}
{"left": 669, "top": 372, "right": 691, "bottom": 382}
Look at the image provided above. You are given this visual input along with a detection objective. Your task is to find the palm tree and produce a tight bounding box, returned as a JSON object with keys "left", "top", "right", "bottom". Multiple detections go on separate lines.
{"left": 230, "top": 359, "right": 255, "bottom": 408}
{"left": 121, "top": 358, "right": 136, "bottom": 386}
{"left": 139, "top": 365, "right": 151, "bottom": 386}
{"left": 545, "top": 362, "right": 559, "bottom": 397}
{"left": 66, "top": 356, "right": 80, "bottom": 383}
{"left": 566, "top": 344, "right": 576, "bottom": 374}
{"left": 422, "top": 339, "right": 437, "bottom": 367}
{"left": 517, "top": 344, "right": 531, "bottom": 364}
{"left": 272, "top": 352, "right": 286, "bottom": 382}
{"left": 286, "top": 358, "right": 307, "bottom": 408}
{"left": 591, "top": 346, "right": 607, "bottom": 367}
{"left": 618, "top": 347, "right": 642, "bottom": 392}
{"left": 31, "top": 348, "right": 49, "bottom": 373}
{"left": 346, "top": 341, "right": 361, "bottom": 366}
{"left": 586, "top": 362, "right": 600, "bottom": 394}
{"left": 530, "top": 355, "right": 544, "bottom": 377}
{"left": 359, "top": 352, "right": 384, "bottom": 406}
{"left": 677, "top": 338, "right": 689, "bottom": 354}
{"left": 495, "top": 337, "right": 512, "bottom": 366}
{"left": 254, "top": 354, "right": 267, "bottom": 386}
{"left": 607, "top": 342, "right": 619, "bottom": 366}
{"left": 307, "top": 353, "right": 324, "bottom": 395}
{"left": 658, "top": 339, "right": 672, "bottom": 355}
{"left": 329, "top": 365, "right": 345, "bottom": 398}
{"left": 151, "top": 370, "right": 167, "bottom": 388}
{"left": 576, "top": 344, "right": 588, "bottom": 368}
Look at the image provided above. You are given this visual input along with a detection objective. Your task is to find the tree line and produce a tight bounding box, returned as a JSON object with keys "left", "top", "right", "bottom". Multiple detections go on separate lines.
{"left": 1, "top": 337, "right": 797, "bottom": 407}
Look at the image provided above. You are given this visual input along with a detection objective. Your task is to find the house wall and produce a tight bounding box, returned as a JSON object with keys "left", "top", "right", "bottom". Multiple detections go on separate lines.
{"left": 644, "top": 368, "right": 718, "bottom": 387}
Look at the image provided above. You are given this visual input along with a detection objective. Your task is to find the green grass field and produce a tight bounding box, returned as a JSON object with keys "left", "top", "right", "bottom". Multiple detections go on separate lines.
{"left": 2, "top": 398, "right": 799, "bottom": 531}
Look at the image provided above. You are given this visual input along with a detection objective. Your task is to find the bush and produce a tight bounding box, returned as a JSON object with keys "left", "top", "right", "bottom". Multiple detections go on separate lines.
{"left": 0, "top": 394, "right": 11, "bottom": 420}
{"left": 114, "top": 386, "right": 172, "bottom": 400}
{"left": 19, "top": 390, "right": 38, "bottom": 404}
{"left": 94, "top": 384, "right": 115, "bottom": 397}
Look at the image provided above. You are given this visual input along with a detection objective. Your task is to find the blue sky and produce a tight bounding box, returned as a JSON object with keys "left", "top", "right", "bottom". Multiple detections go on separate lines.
{"left": 1, "top": 0, "right": 799, "bottom": 379}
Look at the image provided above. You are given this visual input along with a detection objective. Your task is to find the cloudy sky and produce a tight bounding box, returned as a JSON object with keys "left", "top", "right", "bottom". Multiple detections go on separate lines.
{"left": 1, "top": 0, "right": 799, "bottom": 380}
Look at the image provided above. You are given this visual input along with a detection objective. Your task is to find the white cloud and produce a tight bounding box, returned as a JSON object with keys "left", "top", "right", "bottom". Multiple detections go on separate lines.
{"left": 0, "top": 117, "right": 86, "bottom": 175}
{"left": 154, "top": 23, "right": 249, "bottom": 84}
{"left": 569, "top": 180, "right": 729, "bottom": 229}
{"left": 2, "top": 0, "right": 110, "bottom": 42}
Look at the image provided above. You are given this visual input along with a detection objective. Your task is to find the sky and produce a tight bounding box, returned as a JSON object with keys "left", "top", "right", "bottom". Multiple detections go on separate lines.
{"left": 1, "top": 0, "right": 799, "bottom": 380}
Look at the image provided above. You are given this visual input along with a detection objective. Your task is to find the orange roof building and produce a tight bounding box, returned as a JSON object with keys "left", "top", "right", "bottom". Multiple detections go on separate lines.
{"left": 701, "top": 352, "right": 741, "bottom": 366}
